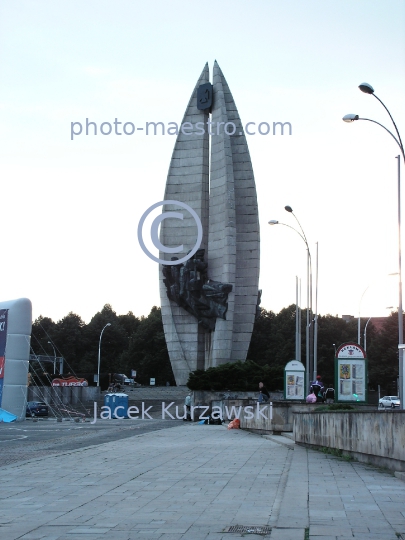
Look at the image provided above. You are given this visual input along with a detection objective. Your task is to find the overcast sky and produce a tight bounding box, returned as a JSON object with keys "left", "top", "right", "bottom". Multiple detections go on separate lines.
{"left": 1, "top": 0, "right": 405, "bottom": 323}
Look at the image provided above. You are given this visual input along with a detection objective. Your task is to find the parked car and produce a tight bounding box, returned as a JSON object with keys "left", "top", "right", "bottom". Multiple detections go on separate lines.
{"left": 26, "top": 401, "right": 49, "bottom": 417}
{"left": 378, "top": 396, "right": 400, "bottom": 409}
{"left": 113, "top": 373, "right": 135, "bottom": 386}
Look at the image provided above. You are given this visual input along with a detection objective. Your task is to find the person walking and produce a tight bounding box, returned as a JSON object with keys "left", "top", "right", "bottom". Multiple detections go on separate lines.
{"left": 310, "top": 375, "right": 325, "bottom": 402}
{"left": 184, "top": 393, "right": 192, "bottom": 421}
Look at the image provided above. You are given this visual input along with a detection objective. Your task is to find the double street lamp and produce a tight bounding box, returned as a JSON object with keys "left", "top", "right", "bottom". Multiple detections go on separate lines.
{"left": 343, "top": 82, "right": 405, "bottom": 408}
{"left": 269, "top": 206, "right": 318, "bottom": 389}
{"left": 97, "top": 323, "right": 111, "bottom": 388}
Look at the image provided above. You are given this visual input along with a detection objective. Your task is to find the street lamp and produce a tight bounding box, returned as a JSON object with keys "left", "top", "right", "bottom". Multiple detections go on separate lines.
{"left": 97, "top": 323, "right": 111, "bottom": 388}
{"left": 283, "top": 207, "right": 318, "bottom": 383}
{"left": 48, "top": 340, "right": 56, "bottom": 375}
{"left": 269, "top": 208, "right": 316, "bottom": 388}
{"left": 343, "top": 82, "right": 405, "bottom": 409}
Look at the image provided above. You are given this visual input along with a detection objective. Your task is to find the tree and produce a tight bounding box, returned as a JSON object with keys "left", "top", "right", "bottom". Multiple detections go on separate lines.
{"left": 120, "top": 306, "right": 175, "bottom": 385}
{"left": 316, "top": 314, "right": 358, "bottom": 387}
{"left": 366, "top": 311, "right": 403, "bottom": 392}
{"left": 30, "top": 316, "right": 56, "bottom": 357}
{"left": 52, "top": 313, "right": 87, "bottom": 372}
{"left": 80, "top": 304, "right": 128, "bottom": 373}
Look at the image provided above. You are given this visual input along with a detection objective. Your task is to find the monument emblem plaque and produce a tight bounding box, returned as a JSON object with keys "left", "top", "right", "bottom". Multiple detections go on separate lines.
{"left": 159, "top": 62, "right": 260, "bottom": 385}
{"left": 197, "top": 82, "right": 213, "bottom": 111}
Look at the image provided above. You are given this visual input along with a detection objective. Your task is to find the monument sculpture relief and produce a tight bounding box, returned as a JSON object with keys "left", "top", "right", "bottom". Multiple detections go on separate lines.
{"left": 162, "top": 249, "right": 233, "bottom": 331}
{"left": 159, "top": 62, "right": 260, "bottom": 385}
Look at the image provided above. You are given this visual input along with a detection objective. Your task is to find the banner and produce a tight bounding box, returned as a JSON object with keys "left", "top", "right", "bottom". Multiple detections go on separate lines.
{"left": 0, "top": 309, "right": 9, "bottom": 407}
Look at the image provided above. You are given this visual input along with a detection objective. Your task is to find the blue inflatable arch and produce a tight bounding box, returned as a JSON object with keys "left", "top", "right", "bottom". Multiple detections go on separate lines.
{"left": 0, "top": 298, "right": 32, "bottom": 420}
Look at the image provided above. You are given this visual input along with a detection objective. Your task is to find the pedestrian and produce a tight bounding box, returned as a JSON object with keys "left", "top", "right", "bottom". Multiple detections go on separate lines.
{"left": 258, "top": 382, "right": 270, "bottom": 403}
{"left": 310, "top": 375, "right": 324, "bottom": 390}
{"left": 310, "top": 375, "right": 325, "bottom": 402}
{"left": 184, "top": 392, "right": 192, "bottom": 421}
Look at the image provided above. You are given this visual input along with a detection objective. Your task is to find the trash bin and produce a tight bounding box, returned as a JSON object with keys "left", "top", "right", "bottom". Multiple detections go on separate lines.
{"left": 104, "top": 393, "right": 129, "bottom": 419}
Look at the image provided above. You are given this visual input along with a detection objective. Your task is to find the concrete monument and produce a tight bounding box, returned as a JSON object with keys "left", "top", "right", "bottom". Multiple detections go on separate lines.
{"left": 159, "top": 61, "right": 260, "bottom": 385}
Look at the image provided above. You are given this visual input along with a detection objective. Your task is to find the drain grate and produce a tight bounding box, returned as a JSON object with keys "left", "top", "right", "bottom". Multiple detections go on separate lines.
{"left": 224, "top": 525, "right": 272, "bottom": 535}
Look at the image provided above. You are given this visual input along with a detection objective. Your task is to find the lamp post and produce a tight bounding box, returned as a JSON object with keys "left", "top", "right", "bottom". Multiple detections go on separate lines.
{"left": 97, "top": 323, "right": 111, "bottom": 388}
{"left": 358, "top": 285, "right": 370, "bottom": 346}
{"left": 363, "top": 318, "right": 372, "bottom": 352}
{"left": 343, "top": 82, "right": 405, "bottom": 409}
{"left": 269, "top": 209, "right": 315, "bottom": 389}
{"left": 48, "top": 340, "right": 56, "bottom": 375}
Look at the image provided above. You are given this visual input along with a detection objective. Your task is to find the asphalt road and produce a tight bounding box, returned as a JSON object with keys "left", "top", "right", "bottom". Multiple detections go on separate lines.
{"left": 0, "top": 417, "right": 183, "bottom": 467}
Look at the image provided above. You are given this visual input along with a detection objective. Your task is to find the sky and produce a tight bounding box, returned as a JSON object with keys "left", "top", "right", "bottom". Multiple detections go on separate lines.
{"left": 0, "top": 0, "right": 405, "bottom": 323}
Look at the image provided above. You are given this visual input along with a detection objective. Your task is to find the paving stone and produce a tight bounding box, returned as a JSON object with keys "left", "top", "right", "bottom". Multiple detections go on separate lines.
{"left": 2, "top": 424, "right": 405, "bottom": 539}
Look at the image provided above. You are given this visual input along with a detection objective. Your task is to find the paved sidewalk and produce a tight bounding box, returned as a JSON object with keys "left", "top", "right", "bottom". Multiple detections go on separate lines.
{"left": 1, "top": 423, "right": 405, "bottom": 540}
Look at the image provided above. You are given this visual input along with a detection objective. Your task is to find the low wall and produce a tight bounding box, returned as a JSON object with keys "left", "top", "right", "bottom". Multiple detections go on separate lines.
{"left": 193, "top": 390, "right": 283, "bottom": 403}
{"left": 239, "top": 402, "right": 320, "bottom": 433}
{"left": 294, "top": 410, "right": 405, "bottom": 472}
{"left": 225, "top": 401, "right": 375, "bottom": 434}
{"left": 191, "top": 396, "right": 308, "bottom": 432}
{"left": 28, "top": 386, "right": 101, "bottom": 405}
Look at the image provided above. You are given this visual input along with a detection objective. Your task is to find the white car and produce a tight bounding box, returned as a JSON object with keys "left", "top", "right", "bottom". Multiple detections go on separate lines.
{"left": 378, "top": 396, "right": 400, "bottom": 409}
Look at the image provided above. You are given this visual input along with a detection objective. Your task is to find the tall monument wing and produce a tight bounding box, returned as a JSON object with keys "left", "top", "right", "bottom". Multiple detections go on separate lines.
{"left": 207, "top": 63, "right": 237, "bottom": 366}
{"left": 159, "top": 64, "right": 210, "bottom": 385}
{"left": 214, "top": 62, "right": 260, "bottom": 362}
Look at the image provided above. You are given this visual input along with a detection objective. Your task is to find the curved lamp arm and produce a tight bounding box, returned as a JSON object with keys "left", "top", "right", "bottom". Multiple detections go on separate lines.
{"left": 359, "top": 118, "right": 404, "bottom": 161}
{"left": 268, "top": 220, "right": 308, "bottom": 249}
{"left": 372, "top": 93, "right": 404, "bottom": 158}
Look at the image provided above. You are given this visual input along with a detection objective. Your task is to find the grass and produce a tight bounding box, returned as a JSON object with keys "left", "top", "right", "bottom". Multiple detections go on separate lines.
{"left": 320, "top": 446, "right": 354, "bottom": 461}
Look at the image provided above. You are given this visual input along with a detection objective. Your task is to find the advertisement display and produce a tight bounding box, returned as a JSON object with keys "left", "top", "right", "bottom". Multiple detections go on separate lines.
{"left": 284, "top": 360, "right": 305, "bottom": 400}
{"left": 0, "top": 309, "right": 9, "bottom": 407}
{"left": 335, "top": 343, "right": 367, "bottom": 402}
{"left": 52, "top": 376, "right": 88, "bottom": 387}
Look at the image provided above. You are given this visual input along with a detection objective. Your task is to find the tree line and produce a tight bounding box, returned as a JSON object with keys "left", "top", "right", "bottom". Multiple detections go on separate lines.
{"left": 30, "top": 304, "right": 400, "bottom": 393}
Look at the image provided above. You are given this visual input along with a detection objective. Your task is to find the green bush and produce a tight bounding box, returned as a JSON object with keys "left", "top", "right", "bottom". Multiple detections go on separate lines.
{"left": 326, "top": 403, "right": 355, "bottom": 411}
{"left": 316, "top": 404, "right": 355, "bottom": 411}
{"left": 186, "top": 360, "right": 283, "bottom": 391}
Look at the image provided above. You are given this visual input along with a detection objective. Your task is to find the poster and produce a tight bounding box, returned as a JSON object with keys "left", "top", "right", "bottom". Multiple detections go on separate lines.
{"left": 285, "top": 372, "right": 304, "bottom": 398}
{"left": 340, "top": 364, "right": 350, "bottom": 379}
{"left": 352, "top": 364, "right": 363, "bottom": 379}
{"left": 340, "top": 380, "right": 351, "bottom": 395}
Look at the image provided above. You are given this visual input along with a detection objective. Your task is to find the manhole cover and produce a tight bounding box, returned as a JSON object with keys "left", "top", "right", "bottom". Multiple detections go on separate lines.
{"left": 224, "top": 525, "right": 271, "bottom": 535}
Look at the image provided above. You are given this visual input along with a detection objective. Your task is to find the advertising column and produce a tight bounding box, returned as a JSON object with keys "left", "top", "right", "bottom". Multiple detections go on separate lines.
{"left": 335, "top": 342, "right": 367, "bottom": 403}
{"left": 284, "top": 360, "right": 305, "bottom": 400}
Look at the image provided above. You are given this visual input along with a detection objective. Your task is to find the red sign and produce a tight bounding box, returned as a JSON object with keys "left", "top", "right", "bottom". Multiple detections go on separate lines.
{"left": 52, "top": 376, "right": 88, "bottom": 387}
{"left": 0, "top": 357, "right": 4, "bottom": 379}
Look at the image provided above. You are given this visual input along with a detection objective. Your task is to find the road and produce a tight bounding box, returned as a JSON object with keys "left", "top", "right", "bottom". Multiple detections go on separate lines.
{"left": 0, "top": 417, "right": 182, "bottom": 467}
